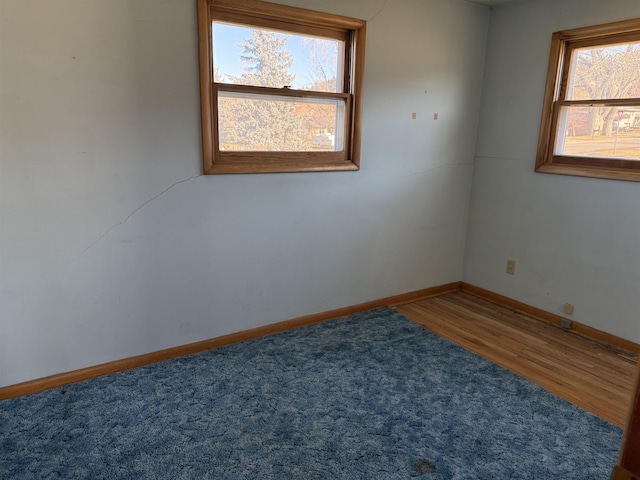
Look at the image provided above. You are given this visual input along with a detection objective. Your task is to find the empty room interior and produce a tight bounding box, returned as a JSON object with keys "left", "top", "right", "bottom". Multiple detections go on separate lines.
{"left": 1, "top": 0, "right": 640, "bottom": 478}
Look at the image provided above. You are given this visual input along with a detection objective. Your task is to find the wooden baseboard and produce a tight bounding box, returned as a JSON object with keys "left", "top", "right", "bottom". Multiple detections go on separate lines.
{"left": 461, "top": 283, "right": 640, "bottom": 355}
{"left": 5, "top": 280, "right": 633, "bottom": 401}
{"left": 0, "top": 281, "right": 461, "bottom": 401}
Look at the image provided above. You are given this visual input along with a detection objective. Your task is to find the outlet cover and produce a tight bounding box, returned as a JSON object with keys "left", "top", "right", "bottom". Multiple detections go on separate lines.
{"left": 561, "top": 319, "right": 573, "bottom": 330}
{"left": 506, "top": 259, "right": 516, "bottom": 275}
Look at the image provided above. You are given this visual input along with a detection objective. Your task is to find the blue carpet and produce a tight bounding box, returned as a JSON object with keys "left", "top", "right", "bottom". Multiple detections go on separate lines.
{"left": 1, "top": 308, "right": 621, "bottom": 479}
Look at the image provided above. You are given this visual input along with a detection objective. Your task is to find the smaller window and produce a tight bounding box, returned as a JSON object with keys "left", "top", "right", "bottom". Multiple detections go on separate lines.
{"left": 536, "top": 19, "right": 640, "bottom": 182}
{"left": 197, "top": 0, "right": 366, "bottom": 174}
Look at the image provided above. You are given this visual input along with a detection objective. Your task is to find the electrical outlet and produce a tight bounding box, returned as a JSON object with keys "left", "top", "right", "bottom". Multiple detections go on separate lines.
{"left": 563, "top": 303, "right": 574, "bottom": 315}
{"left": 506, "top": 259, "right": 516, "bottom": 275}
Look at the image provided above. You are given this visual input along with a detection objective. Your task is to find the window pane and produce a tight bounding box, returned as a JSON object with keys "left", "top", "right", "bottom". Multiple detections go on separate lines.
{"left": 567, "top": 42, "right": 640, "bottom": 100}
{"left": 218, "top": 91, "right": 346, "bottom": 152}
{"left": 212, "top": 22, "right": 345, "bottom": 93}
{"left": 555, "top": 105, "right": 640, "bottom": 160}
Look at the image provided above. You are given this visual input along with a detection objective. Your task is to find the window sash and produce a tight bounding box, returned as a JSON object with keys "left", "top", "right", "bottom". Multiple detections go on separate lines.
{"left": 214, "top": 84, "right": 352, "bottom": 158}
{"left": 561, "top": 36, "right": 640, "bottom": 102}
{"left": 547, "top": 100, "right": 640, "bottom": 170}
{"left": 211, "top": 15, "right": 351, "bottom": 94}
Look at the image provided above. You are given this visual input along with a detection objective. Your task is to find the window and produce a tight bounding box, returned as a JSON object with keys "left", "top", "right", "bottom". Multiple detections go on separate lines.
{"left": 197, "top": 0, "right": 366, "bottom": 174}
{"left": 536, "top": 19, "right": 640, "bottom": 182}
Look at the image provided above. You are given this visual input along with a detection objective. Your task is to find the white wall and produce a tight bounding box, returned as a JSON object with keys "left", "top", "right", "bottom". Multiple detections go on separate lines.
{"left": 0, "top": 0, "right": 489, "bottom": 387}
{"left": 464, "top": 0, "right": 640, "bottom": 343}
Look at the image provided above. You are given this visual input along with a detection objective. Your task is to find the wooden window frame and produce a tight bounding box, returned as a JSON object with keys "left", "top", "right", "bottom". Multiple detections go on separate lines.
{"left": 197, "top": 0, "right": 366, "bottom": 174}
{"left": 535, "top": 18, "right": 640, "bottom": 182}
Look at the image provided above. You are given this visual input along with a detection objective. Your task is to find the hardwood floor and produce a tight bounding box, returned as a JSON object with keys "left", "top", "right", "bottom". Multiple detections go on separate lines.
{"left": 394, "top": 291, "right": 639, "bottom": 428}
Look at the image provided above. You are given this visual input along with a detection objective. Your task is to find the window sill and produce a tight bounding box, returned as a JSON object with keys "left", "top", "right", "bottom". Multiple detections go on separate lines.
{"left": 535, "top": 162, "right": 640, "bottom": 182}
{"left": 204, "top": 159, "right": 360, "bottom": 175}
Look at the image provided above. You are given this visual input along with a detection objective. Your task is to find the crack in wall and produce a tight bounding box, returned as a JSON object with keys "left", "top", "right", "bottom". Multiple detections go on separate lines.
{"left": 68, "top": 174, "right": 201, "bottom": 264}
{"left": 369, "top": 0, "right": 388, "bottom": 22}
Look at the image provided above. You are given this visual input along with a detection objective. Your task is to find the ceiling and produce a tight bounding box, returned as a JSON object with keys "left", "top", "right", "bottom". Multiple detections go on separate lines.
{"left": 466, "top": 0, "right": 518, "bottom": 6}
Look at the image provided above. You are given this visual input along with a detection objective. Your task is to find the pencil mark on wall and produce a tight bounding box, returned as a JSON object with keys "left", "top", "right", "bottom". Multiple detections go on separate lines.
{"left": 68, "top": 174, "right": 201, "bottom": 265}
